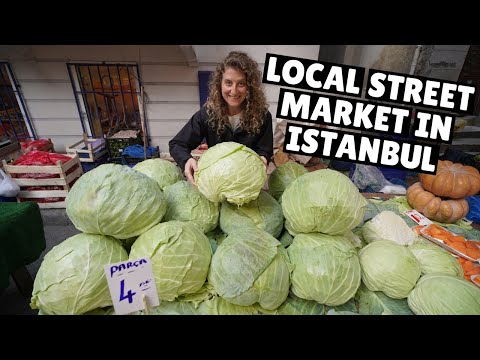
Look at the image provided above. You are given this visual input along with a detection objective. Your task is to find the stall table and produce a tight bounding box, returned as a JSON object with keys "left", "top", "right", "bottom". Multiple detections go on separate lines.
{"left": 0, "top": 202, "right": 46, "bottom": 296}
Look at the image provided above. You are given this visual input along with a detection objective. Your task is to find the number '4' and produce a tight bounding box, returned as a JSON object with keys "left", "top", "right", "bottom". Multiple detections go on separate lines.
{"left": 119, "top": 279, "right": 136, "bottom": 304}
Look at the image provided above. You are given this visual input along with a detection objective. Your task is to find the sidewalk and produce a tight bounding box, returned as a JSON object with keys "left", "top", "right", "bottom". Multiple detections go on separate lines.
{"left": 0, "top": 208, "right": 80, "bottom": 315}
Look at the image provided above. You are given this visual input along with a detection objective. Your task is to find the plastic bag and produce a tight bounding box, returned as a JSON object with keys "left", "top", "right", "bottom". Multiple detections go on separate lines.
{"left": 0, "top": 168, "right": 20, "bottom": 197}
{"left": 351, "top": 164, "right": 406, "bottom": 194}
{"left": 466, "top": 196, "right": 480, "bottom": 223}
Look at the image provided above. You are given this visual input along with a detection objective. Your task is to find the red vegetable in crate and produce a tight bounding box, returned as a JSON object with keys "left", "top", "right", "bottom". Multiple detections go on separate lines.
{"left": 20, "top": 139, "right": 52, "bottom": 154}
{"left": 12, "top": 151, "right": 76, "bottom": 179}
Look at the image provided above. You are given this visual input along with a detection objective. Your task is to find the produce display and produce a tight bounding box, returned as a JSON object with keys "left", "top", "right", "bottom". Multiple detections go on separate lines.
{"left": 29, "top": 147, "right": 480, "bottom": 315}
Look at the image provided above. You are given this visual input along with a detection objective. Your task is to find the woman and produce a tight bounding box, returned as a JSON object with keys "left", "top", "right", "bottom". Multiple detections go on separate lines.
{"left": 169, "top": 51, "right": 273, "bottom": 185}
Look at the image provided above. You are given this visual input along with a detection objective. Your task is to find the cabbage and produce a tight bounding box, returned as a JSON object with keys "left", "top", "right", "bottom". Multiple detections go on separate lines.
{"left": 129, "top": 221, "right": 212, "bottom": 301}
{"left": 198, "top": 296, "right": 259, "bottom": 315}
{"left": 195, "top": 142, "right": 267, "bottom": 205}
{"left": 206, "top": 227, "right": 227, "bottom": 254}
{"left": 143, "top": 301, "right": 199, "bottom": 315}
{"left": 268, "top": 161, "right": 308, "bottom": 201}
{"left": 287, "top": 232, "right": 361, "bottom": 306}
{"left": 278, "top": 228, "right": 294, "bottom": 248}
{"left": 220, "top": 191, "right": 283, "bottom": 238}
{"left": 408, "top": 273, "right": 480, "bottom": 315}
{"left": 133, "top": 158, "right": 183, "bottom": 190}
{"left": 359, "top": 241, "right": 421, "bottom": 299}
{"left": 30, "top": 233, "right": 128, "bottom": 315}
{"left": 257, "top": 294, "right": 326, "bottom": 315}
{"left": 208, "top": 227, "right": 291, "bottom": 310}
{"left": 66, "top": 164, "right": 167, "bottom": 239}
{"left": 355, "top": 284, "right": 414, "bottom": 315}
{"left": 362, "top": 210, "right": 416, "bottom": 246}
{"left": 163, "top": 180, "right": 219, "bottom": 233}
{"left": 282, "top": 169, "right": 368, "bottom": 235}
{"left": 409, "top": 242, "right": 464, "bottom": 277}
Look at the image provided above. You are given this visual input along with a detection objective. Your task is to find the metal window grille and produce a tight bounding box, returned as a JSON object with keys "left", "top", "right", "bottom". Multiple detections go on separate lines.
{"left": 0, "top": 62, "right": 36, "bottom": 142}
{"left": 67, "top": 63, "right": 149, "bottom": 140}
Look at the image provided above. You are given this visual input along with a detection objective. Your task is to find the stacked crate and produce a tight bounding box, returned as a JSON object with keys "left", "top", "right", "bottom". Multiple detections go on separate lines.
{"left": 66, "top": 134, "right": 108, "bottom": 172}
{"left": 2, "top": 154, "right": 83, "bottom": 208}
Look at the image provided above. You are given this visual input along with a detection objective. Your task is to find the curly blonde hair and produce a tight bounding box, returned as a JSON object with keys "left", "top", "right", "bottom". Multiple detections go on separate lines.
{"left": 205, "top": 51, "right": 269, "bottom": 136}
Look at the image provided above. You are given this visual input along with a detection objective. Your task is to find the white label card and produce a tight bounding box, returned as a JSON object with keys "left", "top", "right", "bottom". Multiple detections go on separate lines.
{"left": 405, "top": 210, "right": 433, "bottom": 226}
{"left": 104, "top": 257, "right": 159, "bottom": 315}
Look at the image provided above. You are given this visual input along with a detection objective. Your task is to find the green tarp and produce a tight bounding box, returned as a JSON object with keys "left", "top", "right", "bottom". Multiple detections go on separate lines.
{"left": 0, "top": 202, "right": 46, "bottom": 289}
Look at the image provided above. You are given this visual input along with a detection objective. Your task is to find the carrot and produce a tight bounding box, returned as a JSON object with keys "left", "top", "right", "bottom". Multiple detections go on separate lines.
{"left": 412, "top": 225, "right": 424, "bottom": 235}
{"left": 465, "top": 241, "right": 479, "bottom": 249}
{"left": 450, "top": 242, "right": 467, "bottom": 253}
{"left": 466, "top": 267, "right": 480, "bottom": 276}
{"left": 463, "top": 261, "right": 475, "bottom": 272}
{"left": 465, "top": 248, "right": 480, "bottom": 260}
{"left": 451, "top": 236, "right": 466, "bottom": 243}
{"left": 473, "top": 277, "right": 480, "bottom": 285}
{"left": 458, "top": 257, "right": 466, "bottom": 265}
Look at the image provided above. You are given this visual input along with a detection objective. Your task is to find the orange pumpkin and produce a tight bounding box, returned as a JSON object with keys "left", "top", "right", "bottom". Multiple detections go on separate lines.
{"left": 406, "top": 182, "right": 469, "bottom": 223}
{"left": 419, "top": 160, "right": 480, "bottom": 199}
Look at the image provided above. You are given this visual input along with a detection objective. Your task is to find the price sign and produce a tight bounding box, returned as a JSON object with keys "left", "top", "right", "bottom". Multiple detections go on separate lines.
{"left": 104, "top": 257, "right": 159, "bottom": 315}
{"left": 405, "top": 209, "right": 433, "bottom": 226}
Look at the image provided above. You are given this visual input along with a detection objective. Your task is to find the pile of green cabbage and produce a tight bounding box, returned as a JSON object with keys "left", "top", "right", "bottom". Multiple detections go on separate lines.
{"left": 287, "top": 232, "right": 361, "bottom": 306}
{"left": 129, "top": 220, "right": 212, "bottom": 301}
{"left": 408, "top": 274, "right": 480, "bottom": 315}
{"left": 208, "top": 227, "right": 291, "bottom": 310}
{"left": 31, "top": 233, "right": 128, "bottom": 315}
{"left": 359, "top": 241, "right": 421, "bottom": 299}
{"left": 282, "top": 169, "right": 368, "bottom": 235}
{"left": 268, "top": 161, "right": 308, "bottom": 201}
{"left": 195, "top": 142, "right": 267, "bottom": 205}
{"left": 220, "top": 190, "right": 283, "bottom": 238}
{"left": 66, "top": 164, "right": 167, "bottom": 239}
{"left": 133, "top": 158, "right": 183, "bottom": 190}
{"left": 409, "top": 242, "right": 464, "bottom": 277}
{"left": 163, "top": 180, "right": 219, "bottom": 233}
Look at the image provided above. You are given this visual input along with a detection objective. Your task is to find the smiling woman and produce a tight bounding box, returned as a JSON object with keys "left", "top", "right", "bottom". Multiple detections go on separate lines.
{"left": 169, "top": 51, "right": 273, "bottom": 186}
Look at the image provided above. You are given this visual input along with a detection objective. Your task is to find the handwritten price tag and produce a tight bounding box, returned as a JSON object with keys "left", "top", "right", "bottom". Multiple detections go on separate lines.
{"left": 104, "top": 257, "right": 159, "bottom": 315}
{"left": 405, "top": 210, "right": 432, "bottom": 226}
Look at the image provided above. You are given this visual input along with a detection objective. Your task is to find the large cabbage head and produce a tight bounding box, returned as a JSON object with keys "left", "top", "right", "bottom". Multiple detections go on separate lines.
{"left": 66, "top": 164, "right": 167, "bottom": 239}
{"left": 287, "top": 232, "right": 361, "bottom": 306}
{"left": 282, "top": 169, "right": 368, "bottom": 235}
{"left": 163, "top": 180, "right": 219, "bottom": 233}
{"left": 359, "top": 241, "right": 421, "bottom": 299}
{"left": 362, "top": 210, "right": 416, "bottom": 246}
{"left": 268, "top": 161, "right": 308, "bottom": 201}
{"left": 208, "top": 227, "right": 291, "bottom": 310}
{"left": 129, "top": 221, "right": 212, "bottom": 301}
{"left": 408, "top": 273, "right": 480, "bottom": 315}
{"left": 194, "top": 142, "right": 267, "bottom": 205}
{"left": 133, "top": 158, "right": 183, "bottom": 190}
{"left": 30, "top": 233, "right": 128, "bottom": 315}
{"left": 409, "top": 242, "right": 464, "bottom": 277}
{"left": 220, "top": 190, "right": 283, "bottom": 238}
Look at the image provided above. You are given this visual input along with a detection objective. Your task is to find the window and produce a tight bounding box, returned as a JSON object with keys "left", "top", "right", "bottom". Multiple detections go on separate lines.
{"left": 0, "top": 62, "right": 36, "bottom": 142}
{"left": 67, "top": 63, "right": 148, "bottom": 139}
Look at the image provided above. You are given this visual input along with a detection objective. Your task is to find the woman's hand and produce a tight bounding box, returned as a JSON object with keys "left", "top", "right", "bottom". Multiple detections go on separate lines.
{"left": 260, "top": 156, "right": 268, "bottom": 168}
{"left": 184, "top": 158, "right": 198, "bottom": 186}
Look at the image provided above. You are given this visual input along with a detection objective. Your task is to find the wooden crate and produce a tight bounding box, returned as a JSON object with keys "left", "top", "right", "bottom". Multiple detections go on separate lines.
{"left": 1, "top": 154, "right": 83, "bottom": 208}
{"left": 0, "top": 141, "right": 21, "bottom": 169}
{"left": 66, "top": 134, "right": 107, "bottom": 163}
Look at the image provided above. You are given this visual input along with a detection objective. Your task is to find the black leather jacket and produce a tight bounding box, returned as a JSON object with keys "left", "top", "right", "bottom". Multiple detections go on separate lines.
{"left": 169, "top": 106, "right": 273, "bottom": 172}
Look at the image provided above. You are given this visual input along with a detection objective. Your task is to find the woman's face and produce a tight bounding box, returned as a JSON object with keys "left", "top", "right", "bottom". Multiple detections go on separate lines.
{"left": 221, "top": 67, "right": 248, "bottom": 114}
